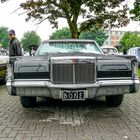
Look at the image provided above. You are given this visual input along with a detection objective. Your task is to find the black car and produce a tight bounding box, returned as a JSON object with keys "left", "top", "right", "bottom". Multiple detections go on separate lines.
{"left": 6, "top": 40, "right": 139, "bottom": 108}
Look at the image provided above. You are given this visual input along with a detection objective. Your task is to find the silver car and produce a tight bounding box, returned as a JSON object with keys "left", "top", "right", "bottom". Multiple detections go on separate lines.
{"left": 127, "top": 47, "right": 140, "bottom": 66}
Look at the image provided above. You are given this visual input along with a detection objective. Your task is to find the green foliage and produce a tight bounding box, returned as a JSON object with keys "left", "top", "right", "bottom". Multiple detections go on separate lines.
{"left": 80, "top": 28, "right": 108, "bottom": 46}
{"left": 50, "top": 27, "right": 107, "bottom": 46}
{"left": 138, "top": 67, "right": 140, "bottom": 78}
{"left": 50, "top": 27, "right": 71, "bottom": 39}
{"left": 19, "top": 0, "right": 129, "bottom": 38}
{"left": 0, "top": 26, "right": 10, "bottom": 48}
{"left": 130, "top": 0, "right": 140, "bottom": 21}
{"left": 120, "top": 32, "right": 140, "bottom": 51}
{"left": 21, "top": 31, "right": 41, "bottom": 51}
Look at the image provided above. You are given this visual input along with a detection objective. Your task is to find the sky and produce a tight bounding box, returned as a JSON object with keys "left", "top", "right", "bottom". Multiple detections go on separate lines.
{"left": 0, "top": 0, "right": 67, "bottom": 40}
{"left": 0, "top": 0, "right": 139, "bottom": 40}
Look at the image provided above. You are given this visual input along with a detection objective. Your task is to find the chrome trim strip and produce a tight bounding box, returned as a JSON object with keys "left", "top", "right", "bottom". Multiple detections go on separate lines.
{"left": 51, "top": 56, "right": 96, "bottom": 60}
{"left": 73, "top": 64, "right": 75, "bottom": 83}
{"left": 94, "top": 61, "right": 97, "bottom": 82}
{"left": 14, "top": 79, "right": 50, "bottom": 81}
{"left": 50, "top": 61, "right": 53, "bottom": 83}
{"left": 98, "top": 77, "right": 132, "bottom": 80}
{"left": 8, "top": 79, "right": 139, "bottom": 89}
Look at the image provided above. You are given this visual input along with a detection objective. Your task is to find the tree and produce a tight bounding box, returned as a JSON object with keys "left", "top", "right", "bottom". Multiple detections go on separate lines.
{"left": 0, "top": 26, "right": 10, "bottom": 48}
{"left": 120, "top": 32, "right": 140, "bottom": 51}
{"left": 50, "top": 27, "right": 107, "bottom": 46}
{"left": 21, "top": 31, "right": 41, "bottom": 51}
{"left": 130, "top": 0, "right": 140, "bottom": 20}
{"left": 80, "top": 28, "right": 108, "bottom": 46}
{"left": 17, "top": 0, "right": 129, "bottom": 39}
{"left": 50, "top": 27, "right": 71, "bottom": 39}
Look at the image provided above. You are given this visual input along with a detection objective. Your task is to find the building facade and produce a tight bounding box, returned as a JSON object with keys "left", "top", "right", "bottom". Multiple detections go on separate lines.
{"left": 104, "top": 30, "right": 126, "bottom": 46}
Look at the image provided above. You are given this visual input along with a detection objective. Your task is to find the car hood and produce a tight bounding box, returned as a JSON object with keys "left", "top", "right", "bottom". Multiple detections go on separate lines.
{"left": 13, "top": 52, "right": 133, "bottom": 76}
{"left": 16, "top": 52, "right": 130, "bottom": 62}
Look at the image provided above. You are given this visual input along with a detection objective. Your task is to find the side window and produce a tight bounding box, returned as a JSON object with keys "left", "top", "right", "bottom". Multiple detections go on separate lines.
{"left": 128, "top": 50, "right": 131, "bottom": 55}
{"left": 138, "top": 49, "right": 140, "bottom": 56}
{"left": 131, "top": 50, "right": 135, "bottom": 55}
{"left": 134, "top": 50, "right": 136, "bottom": 55}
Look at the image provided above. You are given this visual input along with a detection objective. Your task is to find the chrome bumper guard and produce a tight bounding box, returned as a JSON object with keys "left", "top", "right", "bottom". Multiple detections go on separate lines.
{"left": 7, "top": 79, "right": 139, "bottom": 88}
{"left": 6, "top": 79, "right": 139, "bottom": 98}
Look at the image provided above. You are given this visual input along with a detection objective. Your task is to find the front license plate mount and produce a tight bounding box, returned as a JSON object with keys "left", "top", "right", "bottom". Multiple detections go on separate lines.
{"left": 61, "top": 89, "right": 86, "bottom": 101}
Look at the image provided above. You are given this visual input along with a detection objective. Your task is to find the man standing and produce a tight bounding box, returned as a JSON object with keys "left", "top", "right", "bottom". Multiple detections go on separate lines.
{"left": 8, "top": 29, "right": 22, "bottom": 57}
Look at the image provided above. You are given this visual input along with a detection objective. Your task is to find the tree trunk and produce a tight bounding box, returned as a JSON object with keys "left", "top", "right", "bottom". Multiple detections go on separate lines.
{"left": 64, "top": 5, "right": 80, "bottom": 39}
{"left": 68, "top": 23, "right": 79, "bottom": 38}
{"left": 68, "top": 20, "right": 79, "bottom": 39}
{"left": 63, "top": 1, "right": 81, "bottom": 39}
{"left": 71, "top": 30, "right": 79, "bottom": 39}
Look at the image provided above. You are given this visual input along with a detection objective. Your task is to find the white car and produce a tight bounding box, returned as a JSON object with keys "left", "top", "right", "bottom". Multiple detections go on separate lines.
{"left": 0, "top": 50, "right": 8, "bottom": 82}
{"left": 101, "top": 46, "right": 119, "bottom": 55}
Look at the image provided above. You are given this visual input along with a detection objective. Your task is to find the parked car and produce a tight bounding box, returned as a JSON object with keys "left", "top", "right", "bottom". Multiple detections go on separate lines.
{"left": 127, "top": 47, "right": 140, "bottom": 66}
{"left": 6, "top": 40, "right": 139, "bottom": 108}
{"left": 101, "top": 46, "right": 119, "bottom": 55}
{"left": 0, "top": 50, "right": 8, "bottom": 83}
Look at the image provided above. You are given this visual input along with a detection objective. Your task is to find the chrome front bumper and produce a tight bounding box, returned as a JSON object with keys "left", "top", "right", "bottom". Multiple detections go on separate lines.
{"left": 6, "top": 79, "right": 139, "bottom": 98}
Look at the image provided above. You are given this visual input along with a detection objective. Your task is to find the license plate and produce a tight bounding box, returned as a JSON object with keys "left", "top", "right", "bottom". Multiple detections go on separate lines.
{"left": 61, "top": 90, "right": 86, "bottom": 101}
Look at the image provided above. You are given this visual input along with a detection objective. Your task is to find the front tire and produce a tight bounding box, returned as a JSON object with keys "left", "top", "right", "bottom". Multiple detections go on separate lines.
{"left": 105, "top": 95, "right": 124, "bottom": 107}
{"left": 20, "top": 96, "right": 36, "bottom": 108}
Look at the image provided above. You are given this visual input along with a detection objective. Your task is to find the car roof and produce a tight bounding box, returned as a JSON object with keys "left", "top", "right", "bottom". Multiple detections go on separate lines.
{"left": 43, "top": 39, "right": 96, "bottom": 43}
{"left": 101, "top": 46, "right": 118, "bottom": 51}
{"left": 128, "top": 47, "right": 140, "bottom": 50}
{"left": 101, "top": 46, "right": 117, "bottom": 49}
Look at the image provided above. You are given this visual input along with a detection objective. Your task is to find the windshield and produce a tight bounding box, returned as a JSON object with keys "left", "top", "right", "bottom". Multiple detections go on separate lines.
{"left": 36, "top": 41, "right": 102, "bottom": 55}
{"left": 0, "top": 51, "right": 8, "bottom": 56}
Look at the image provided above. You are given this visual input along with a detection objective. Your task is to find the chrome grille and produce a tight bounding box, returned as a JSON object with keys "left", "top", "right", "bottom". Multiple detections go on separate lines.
{"left": 51, "top": 62, "right": 96, "bottom": 84}
{"left": 75, "top": 63, "right": 96, "bottom": 83}
{"left": 52, "top": 64, "right": 73, "bottom": 84}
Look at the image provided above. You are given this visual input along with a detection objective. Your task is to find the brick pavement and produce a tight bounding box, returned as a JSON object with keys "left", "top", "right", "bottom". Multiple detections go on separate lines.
{"left": 0, "top": 85, "right": 140, "bottom": 140}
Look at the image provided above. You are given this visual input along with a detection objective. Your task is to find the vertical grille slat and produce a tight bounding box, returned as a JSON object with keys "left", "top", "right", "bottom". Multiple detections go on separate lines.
{"left": 51, "top": 59, "right": 96, "bottom": 84}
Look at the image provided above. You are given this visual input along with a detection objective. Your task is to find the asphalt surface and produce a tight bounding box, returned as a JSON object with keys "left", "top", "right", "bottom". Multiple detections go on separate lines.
{"left": 0, "top": 84, "right": 140, "bottom": 140}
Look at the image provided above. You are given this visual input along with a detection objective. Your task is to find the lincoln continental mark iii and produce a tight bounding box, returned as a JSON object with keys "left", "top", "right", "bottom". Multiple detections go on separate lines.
{"left": 6, "top": 40, "right": 139, "bottom": 108}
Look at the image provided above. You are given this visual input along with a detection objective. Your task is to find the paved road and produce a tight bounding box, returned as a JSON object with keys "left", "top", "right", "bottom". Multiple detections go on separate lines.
{"left": 0, "top": 85, "right": 140, "bottom": 140}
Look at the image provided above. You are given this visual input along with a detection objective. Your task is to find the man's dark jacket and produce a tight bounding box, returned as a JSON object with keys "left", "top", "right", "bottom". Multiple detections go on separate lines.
{"left": 9, "top": 38, "right": 22, "bottom": 56}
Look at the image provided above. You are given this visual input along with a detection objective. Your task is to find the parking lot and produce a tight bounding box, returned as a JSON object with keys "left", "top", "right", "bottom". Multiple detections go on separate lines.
{"left": 0, "top": 84, "right": 140, "bottom": 140}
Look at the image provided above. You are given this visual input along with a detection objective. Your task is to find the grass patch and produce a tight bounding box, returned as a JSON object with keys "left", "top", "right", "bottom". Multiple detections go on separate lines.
{"left": 138, "top": 68, "right": 140, "bottom": 78}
